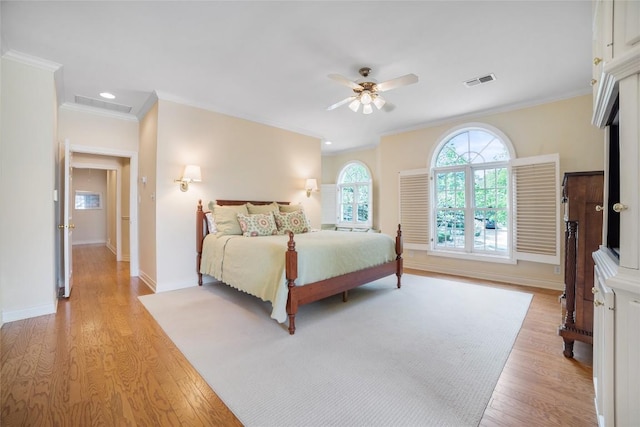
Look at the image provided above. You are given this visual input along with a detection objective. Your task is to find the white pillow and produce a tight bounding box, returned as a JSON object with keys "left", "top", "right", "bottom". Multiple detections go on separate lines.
{"left": 205, "top": 212, "right": 217, "bottom": 234}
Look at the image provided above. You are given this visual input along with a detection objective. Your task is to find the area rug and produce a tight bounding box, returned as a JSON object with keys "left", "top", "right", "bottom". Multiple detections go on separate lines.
{"left": 139, "top": 274, "right": 532, "bottom": 426}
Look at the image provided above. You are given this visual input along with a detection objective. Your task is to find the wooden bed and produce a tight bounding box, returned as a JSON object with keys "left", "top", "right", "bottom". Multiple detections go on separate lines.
{"left": 196, "top": 199, "right": 403, "bottom": 334}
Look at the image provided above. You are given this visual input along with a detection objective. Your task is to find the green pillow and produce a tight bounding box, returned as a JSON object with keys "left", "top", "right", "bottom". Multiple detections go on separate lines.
{"left": 278, "top": 203, "right": 303, "bottom": 213}
{"left": 247, "top": 202, "right": 278, "bottom": 214}
{"left": 213, "top": 204, "right": 248, "bottom": 236}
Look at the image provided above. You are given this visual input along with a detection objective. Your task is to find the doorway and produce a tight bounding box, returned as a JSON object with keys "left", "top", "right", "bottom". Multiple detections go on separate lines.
{"left": 64, "top": 143, "right": 139, "bottom": 277}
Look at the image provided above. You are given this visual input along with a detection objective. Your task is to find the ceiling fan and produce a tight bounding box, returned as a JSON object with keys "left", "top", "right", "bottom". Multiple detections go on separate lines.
{"left": 327, "top": 67, "right": 418, "bottom": 114}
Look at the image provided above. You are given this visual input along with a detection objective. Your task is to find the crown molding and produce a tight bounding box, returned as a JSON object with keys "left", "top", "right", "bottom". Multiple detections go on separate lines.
{"left": 2, "top": 50, "right": 62, "bottom": 72}
{"left": 60, "top": 102, "right": 138, "bottom": 122}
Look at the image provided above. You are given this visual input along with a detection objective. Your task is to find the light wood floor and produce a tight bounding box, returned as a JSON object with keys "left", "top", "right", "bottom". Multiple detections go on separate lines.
{"left": 1, "top": 245, "right": 596, "bottom": 426}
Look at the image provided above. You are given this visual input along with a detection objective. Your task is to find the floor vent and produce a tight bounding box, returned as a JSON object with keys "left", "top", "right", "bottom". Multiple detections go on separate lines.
{"left": 74, "top": 95, "right": 132, "bottom": 113}
{"left": 464, "top": 73, "right": 496, "bottom": 87}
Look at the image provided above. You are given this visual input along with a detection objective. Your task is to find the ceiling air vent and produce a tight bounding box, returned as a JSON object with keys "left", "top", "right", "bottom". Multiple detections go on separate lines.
{"left": 74, "top": 95, "right": 132, "bottom": 113}
{"left": 463, "top": 73, "right": 496, "bottom": 88}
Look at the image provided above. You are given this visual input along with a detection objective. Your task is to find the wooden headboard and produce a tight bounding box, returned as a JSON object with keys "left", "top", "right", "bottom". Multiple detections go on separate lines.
{"left": 195, "top": 199, "right": 290, "bottom": 284}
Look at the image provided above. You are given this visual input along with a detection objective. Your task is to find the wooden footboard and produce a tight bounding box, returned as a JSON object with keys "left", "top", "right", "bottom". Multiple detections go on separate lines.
{"left": 196, "top": 200, "right": 403, "bottom": 334}
{"left": 285, "top": 225, "right": 403, "bottom": 334}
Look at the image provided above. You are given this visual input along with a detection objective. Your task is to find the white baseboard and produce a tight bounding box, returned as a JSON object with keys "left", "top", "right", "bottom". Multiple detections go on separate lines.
{"left": 73, "top": 239, "right": 107, "bottom": 246}
{"left": 2, "top": 301, "right": 57, "bottom": 323}
{"left": 106, "top": 241, "right": 117, "bottom": 255}
{"left": 404, "top": 261, "right": 563, "bottom": 290}
{"left": 139, "top": 270, "right": 157, "bottom": 292}
{"left": 155, "top": 278, "right": 199, "bottom": 293}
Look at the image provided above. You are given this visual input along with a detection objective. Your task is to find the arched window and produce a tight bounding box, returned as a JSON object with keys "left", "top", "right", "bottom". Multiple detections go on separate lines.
{"left": 432, "top": 124, "right": 514, "bottom": 257}
{"left": 337, "top": 162, "right": 372, "bottom": 228}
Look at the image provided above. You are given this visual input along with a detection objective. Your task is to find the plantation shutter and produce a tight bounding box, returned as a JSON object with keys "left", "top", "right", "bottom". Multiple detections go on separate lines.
{"left": 512, "top": 153, "right": 560, "bottom": 264}
{"left": 399, "top": 169, "right": 429, "bottom": 250}
{"left": 321, "top": 184, "right": 337, "bottom": 225}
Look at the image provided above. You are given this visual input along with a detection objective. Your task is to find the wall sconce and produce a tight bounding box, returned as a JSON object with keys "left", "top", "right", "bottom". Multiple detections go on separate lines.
{"left": 305, "top": 178, "right": 318, "bottom": 197}
{"left": 175, "top": 165, "right": 202, "bottom": 192}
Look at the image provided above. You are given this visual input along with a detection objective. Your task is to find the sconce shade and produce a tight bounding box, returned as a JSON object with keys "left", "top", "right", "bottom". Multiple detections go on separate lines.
{"left": 176, "top": 164, "right": 202, "bottom": 192}
{"left": 182, "top": 165, "right": 202, "bottom": 182}
{"left": 305, "top": 178, "right": 318, "bottom": 197}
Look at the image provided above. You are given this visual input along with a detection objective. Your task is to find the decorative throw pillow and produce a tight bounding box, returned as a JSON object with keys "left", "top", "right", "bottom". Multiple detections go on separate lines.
{"left": 274, "top": 210, "right": 310, "bottom": 234}
{"left": 213, "top": 204, "right": 248, "bottom": 236}
{"left": 247, "top": 202, "right": 279, "bottom": 214}
{"left": 237, "top": 212, "right": 278, "bottom": 237}
{"left": 204, "top": 212, "right": 217, "bottom": 234}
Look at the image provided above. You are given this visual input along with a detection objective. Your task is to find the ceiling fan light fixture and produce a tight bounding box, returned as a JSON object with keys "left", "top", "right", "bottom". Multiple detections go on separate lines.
{"left": 360, "top": 90, "right": 373, "bottom": 105}
{"left": 362, "top": 104, "right": 373, "bottom": 114}
{"left": 373, "top": 96, "right": 386, "bottom": 110}
{"left": 348, "top": 99, "right": 361, "bottom": 112}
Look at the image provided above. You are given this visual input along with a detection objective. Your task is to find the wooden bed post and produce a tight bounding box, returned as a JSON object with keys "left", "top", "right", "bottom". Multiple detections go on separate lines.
{"left": 396, "top": 224, "right": 403, "bottom": 289}
{"left": 285, "top": 231, "right": 298, "bottom": 335}
{"left": 196, "top": 200, "right": 205, "bottom": 286}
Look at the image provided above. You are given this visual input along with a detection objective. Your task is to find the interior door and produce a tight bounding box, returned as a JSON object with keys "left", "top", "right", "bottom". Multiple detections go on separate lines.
{"left": 60, "top": 139, "right": 74, "bottom": 297}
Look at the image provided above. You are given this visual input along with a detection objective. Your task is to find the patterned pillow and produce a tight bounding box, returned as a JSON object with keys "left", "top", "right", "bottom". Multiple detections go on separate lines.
{"left": 274, "top": 210, "right": 310, "bottom": 234}
{"left": 237, "top": 212, "right": 278, "bottom": 237}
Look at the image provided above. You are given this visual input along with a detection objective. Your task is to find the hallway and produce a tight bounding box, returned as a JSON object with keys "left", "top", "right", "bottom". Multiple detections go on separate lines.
{"left": 1, "top": 245, "right": 240, "bottom": 426}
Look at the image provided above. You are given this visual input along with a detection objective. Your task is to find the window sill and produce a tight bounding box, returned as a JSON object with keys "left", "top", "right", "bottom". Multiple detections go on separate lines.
{"left": 429, "top": 249, "right": 516, "bottom": 265}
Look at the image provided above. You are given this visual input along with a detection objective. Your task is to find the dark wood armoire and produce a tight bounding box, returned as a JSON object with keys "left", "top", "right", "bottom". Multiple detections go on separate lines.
{"left": 558, "top": 171, "right": 604, "bottom": 358}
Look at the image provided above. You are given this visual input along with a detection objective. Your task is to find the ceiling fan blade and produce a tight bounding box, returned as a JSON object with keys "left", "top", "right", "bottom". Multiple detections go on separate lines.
{"left": 376, "top": 74, "right": 419, "bottom": 92}
{"left": 327, "top": 96, "right": 356, "bottom": 111}
{"left": 328, "top": 74, "right": 362, "bottom": 90}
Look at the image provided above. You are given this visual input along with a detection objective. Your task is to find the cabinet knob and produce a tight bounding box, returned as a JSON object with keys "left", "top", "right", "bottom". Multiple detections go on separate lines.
{"left": 592, "top": 287, "right": 599, "bottom": 294}
{"left": 590, "top": 79, "right": 598, "bottom": 86}
{"left": 593, "top": 57, "right": 603, "bottom": 66}
{"left": 595, "top": 205, "right": 604, "bottom": 212}
{"left": 612, "top": 203, "right": 628, "bottom": 213}
{"left": 594, "top": 300, "right": 604, "bottom": 307}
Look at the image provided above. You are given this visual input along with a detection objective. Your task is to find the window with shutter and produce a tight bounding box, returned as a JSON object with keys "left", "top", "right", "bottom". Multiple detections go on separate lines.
{"left": 399, "top": 169, "right": 429, "bottom": 249}
{"left": 403, "top": 123, "right": 561, "bottom": 264}
{"left": 512, "top": 153, "right": 560, "bottom": 264}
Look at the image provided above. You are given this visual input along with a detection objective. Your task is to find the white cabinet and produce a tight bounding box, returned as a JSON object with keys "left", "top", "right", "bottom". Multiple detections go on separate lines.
{"left": 592, "top": 1, "right": 640, "bottom": 425}
{"left": 612, "top": 0, "right": 640, "bottom": 58}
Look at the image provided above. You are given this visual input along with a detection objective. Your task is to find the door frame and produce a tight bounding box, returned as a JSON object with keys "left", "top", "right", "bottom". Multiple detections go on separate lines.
{"left": 71, "top": 163, "right": 123, "bottom": 261}
{"left": 69, "top": 144, "right": 139, "bottom": 276}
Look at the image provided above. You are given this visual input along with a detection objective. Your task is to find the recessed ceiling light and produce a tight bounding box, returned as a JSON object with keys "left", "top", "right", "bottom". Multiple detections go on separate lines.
{"left": 324, "top": 141, "right": 332, "bottom": 145}
{"left": 99, "top": 92, "right": 116, "bottom": 99}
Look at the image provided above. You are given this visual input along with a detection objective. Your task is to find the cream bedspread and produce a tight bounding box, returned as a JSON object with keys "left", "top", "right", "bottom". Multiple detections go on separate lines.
{"left": 200, "top": 230, "right": 396, "bottom": 323}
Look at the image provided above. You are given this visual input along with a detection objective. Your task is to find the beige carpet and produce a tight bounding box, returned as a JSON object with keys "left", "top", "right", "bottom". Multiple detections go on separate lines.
{"left": 139, "top": 274, "right": 532, "bottom": 426}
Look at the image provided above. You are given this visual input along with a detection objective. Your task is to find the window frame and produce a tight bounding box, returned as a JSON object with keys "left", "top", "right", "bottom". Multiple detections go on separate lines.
{"left": 429, "top": 123, "right": 516, "bottom": 263}
{"left": 336, "top": 161, "right": 373, "bottom": 229}
{"left": 74, "top": 190, "right": 103, "bottom": 210}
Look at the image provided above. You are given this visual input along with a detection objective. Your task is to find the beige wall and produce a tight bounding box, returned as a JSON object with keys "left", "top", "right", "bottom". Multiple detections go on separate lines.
{"left": 139, "top": 102, "right": 159, "bottom": 289}
{"left": 146, "top": 99, "right": 322, "bottom": 291}
{"left": 0, "top": 56, "right": 58, "bottom": 322}
{"left": 58, "top": 106, "right": 138, "bottom": 152}
{"left": 72, "top": 168, "right": 108, "bottom": 245}
{"left": 324, "top": 95, "right": 604, "bottom": 289}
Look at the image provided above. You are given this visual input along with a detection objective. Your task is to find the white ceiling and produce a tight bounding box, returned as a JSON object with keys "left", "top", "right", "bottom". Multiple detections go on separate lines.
{"left": 1, "top": 1, "right": 593, "bottom": 154}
